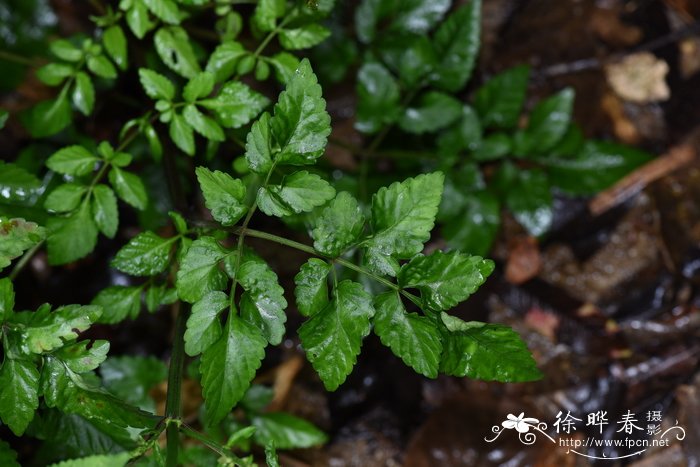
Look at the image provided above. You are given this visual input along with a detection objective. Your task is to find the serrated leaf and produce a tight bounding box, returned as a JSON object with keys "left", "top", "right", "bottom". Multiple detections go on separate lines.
{"left": 108, "top": 167, "right": 147, "bottom": 210}
{"left": 185, "top": 291, "right": 227, "bottom": 356}
{"left": 279, "top": 24, "right": 330, "bottom": 50}
{"left": 183, "top": 104, "right": 224, "bottom": 141}
{"left": 54, "top": 340, "right": 109, "bottom": 373}
{"left": 103, "top": 25, "right": 128, "bottom": 70}
{"left": 253, "top": 0, "right": 286, "bottom": 32}
{"left": 169, "top": 113, "right": 195, "bottom": 155}
{"left": 91, "top": 286, "right": 142, "bottom": 324}
{"left": 195, "top": 167, "right": 247, "bottom": 226}
{"left": 355, "top": 0, "right": 449, "bottom": 43}
{"left": 0, "top": 358, "right": 40, "bottom": 435}
{"left": 91, "top": 184, "right": 118, "bottom": 238}
{"left": 355, "top": 62, "right": 400, "bottom": 134}
{"left": 101, "top": 355, "right": 167, "bottom": 411}
{"left": 504, "top": 168, "right": 552, "bottom": 236}
{"left": 47, "top": 204, "right": 99, "bottom": 265}
{"left": 0, "top": 440, "right": 19, "bottom": 467}
{"left": 474, "top": 65, "right": 529, "bottom": 129}
{"left": 398, "top": 250, "right": 494, "bottom": 311}
{"left": 22, "top": 94, "right": 72, "bottom": 138}
{"left": 176, "top": 236, "right": 230, "bottom": 303}
{"left": 398, "top": 91, "right": 462, "bottom": 134}
{"left": 22, "top": 304, "right": 101, "bottom": 353}
{"left": 205, "top": 41, "right": 246, "bottom": 82}
{"left": 143, "top": 0, "right": 181, "bottom": 24}
{"left": 294, "top": 258, "right": 330, "bottom": 317}
{"left": 200, "top": 315, "right": 266, "bottom": 423}
{"left": 47, "top": 146, "right": 97, "bottom": 176}
{"left": 269, "top": 59, "right": 330, "bottom": 165}
{"left": 138, "top": 68, "right": 175, "bottom": 101}
{"left": 517, "top": 88, "right": 574, "bottom": 155}
{"left": 47, "top": 452, "right": 131, "bottom": 467}
{"left": 87, "top": 55, "right": 117, "bottom": 79}
{"left": 238, "top": 254, "right": 287, "bottom": 345}
{"left": 0, "top": 161, "right": 42, "bottom": 203}
{"left": 298, "top": 280, "right": 374, "bottom": 391}
{"left": 442, "top": 190, "right": 500, "bottom": 256}
{"left": 245, "top": 112, "right": 272, "bottom": 174}
{"left": 439, "top": 314, "right": 542, "bottom": 382}
{"left": 72, "top": 72, "right": 95, "bottom": 115}
{"left": 430, "top": 1, "right": 481, "bottom": 92}
{"left": 183, "top": 72, "right": 215, "bottom": 102}
{"left": 437, "top": 105, "right": 482, "bottom": 154}
{"left": 268, "top": 52, "right": 300, "bottom": 84}
{"left": 311, "top": 192, "right": 364, "bottom": 257}
{"left": 199, "top": 81, "right": 269, "bottom": 129}
{"left": 154, "top": 26, "right": 201, "bottom": 79}
{"left": 373, "top": 292, "right": 441, "bottom": 378}
{"left": 257, "top": 171, "right": 335, "bottom": 217}
{"left": 125, "top": 0, "right": 157, "bottom": 39}
{"left": 362, "top": 172, "right": 444, "bottom": 276}
{"left": 0, "top": 218, "right": 46, "bottom": 272}
{"left": 112, "top": 231, "right": 174, "bottom": 276}
{"left": 251, "top": 413, "right": 327, "bottom": 449}
{"left": 45, "top": 183, "right": 87, "bottom": 213}
{"left": 377, "top": 34, "right": 436, "bottom": 87}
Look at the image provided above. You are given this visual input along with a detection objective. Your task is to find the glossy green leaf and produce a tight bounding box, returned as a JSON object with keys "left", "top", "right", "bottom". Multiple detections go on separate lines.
{"left": 473, "top": 133, "right": 511, "bottom": 161}
{"left": 362, "top": 172, "right": 444, "bottom": 276}
{"left": 517, "top": 88, "right": 574, "bottom": 155}
{"left": 251, "top": 413, "right": 327, "bottom": 449}
{"left": 124, "top": 0, "right": 157, "bottom": 39}
{"left": 176, "top": 236, "right": 230, "bottom": 303}
{"left": 183, "top": 104, "right": 225, "bottom": 141}
{"left": 22, "top": 94, "right": 72, "bottom": 137}
{"left": 47, "top": 204, "right": 99, "bottom": 265}
{"left": 22, "top": 304, "right": 101, "bottom": 353}
{"left": 0, "top": 440, "right": 19, "bottom": 467}
{"left": 142, "top": 0, "right": 181, "bottom": 24}
{"left": 47, "top": 146, "right": 97, "bottom": 176}
{"left": 437, "top": 105, "right": 482, "bottom": 154}
{"left": 55, "top": 340, "right": 109, "bottom": 373}
{"left": 50, "top": 39, "right": 82, "bottom": 61}
{"left": 355, "top": 62, "right": 400, "bottom": 134}
{"left": 195, "top": 167, "right": 247, "bottom": 226}
{"left": 377, "top": 34, "right": 436, "bottom": 87}
{"left": 45, "top": 183, "right": 87, "bottom": 213}
{"left": 253, "top": 0, "right": 285, "bottom": 32}
{"left": 279, "top": 24, "right": 330, "bottom": 50}
{"left": 101, "top": 355, "right": 167, "bottom": 411}
{"left": 245, "top": 112, "right": 273, "bottom": 174}
{"left": 185, "top": 291, "right": 227, "bottom": 356}
{"left": 205, "top": 41, "right": 246, "bottom": 82}
{"left": 199, "top": 81, "right": 269, "bottom": 129}
{"left": 442, "top": 190, "right": 500, "bottom": 256}
{"left": 505, "top": 168, "right": 553, "bottom": 236}
{"left": 0, "top": 358, "right": 39, "bottom": 435}
{"left": 112, "top": 231, "right": 174, "bottom": 276}
{"left": 373, "top": 292, "right": 442, "bottom": 378}
{"left": 154, "top": 26, "right": 201, "bottom": 79}
{"left": 91, "top": 286, "right": 141, "bottom": 324}
{"left": 0, "top": 161, "right": 41, "bottom": 203}
{"left": 72, "top": 72, "right": 95, "bottom": 116}
{"left": 103, "top": 25, "right": 128, "bottom": 70}
{"left": 108, "top": 167, "right": 147, "bottom": 210}
{"left": 169, "top": 113, "right": 195, "bottom": 155}
{"left": 91, "top": 184, "right": 118, "bottom": 238}
{"left": 474, "top": 65, "right": 529, "bottom": 129}
{"left": 267, "top": 52, "right": 300, "bottom": 84}
{"left": 37, "top": 63, "right": 73, "bottom": 86}
{"left": 138, "top": 68, "right": 175, "bottom": 101}
{"left": 183, "top": 72, "right": 215, "bottom": 102}
{"left": 398, "top": 250, "right": 494, "bottom": 311}
{"left": 0, "top": 278, "right": 14, "bottom": 322}
{"left": 87, "top": 55, "right": 117, "bottom": 79}
{"left": 398, "top": 91, "right": 462, "bottom": 134}
{"left": 0, "top": 218, "right": 46, "bottom": 272}
{"left": 298, "top": 280, "right": 374, "bottom": 391}
{"left": 294, "top": 258, "right": 330, "bottom": 317}
{"left": 200, "top": 315, "right": 266, "bottom": 423}
{"left": 47, "top": 452, "right": 131, "bottom": 467}
{"left": 311, "top": 191, "right": 364, "bottom": 257}
{"left": 439, "top": 314, "right": 542, "bottom": 382}
{"left": 257, "top": 171, "right": 335, "bottom": 217}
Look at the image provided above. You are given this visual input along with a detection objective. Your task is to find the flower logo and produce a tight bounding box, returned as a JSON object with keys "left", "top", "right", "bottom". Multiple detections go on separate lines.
{"left": 502, "top": 413, "right": 540, "bottom": 433}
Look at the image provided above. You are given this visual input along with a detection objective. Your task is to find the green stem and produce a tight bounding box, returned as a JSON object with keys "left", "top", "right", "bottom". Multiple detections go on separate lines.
{"left": 165, "top": 302, "right": 187, "bottom": 467}
{"left": 0, "top": 50, "right": 39, "bottom": 67}
{"left": 8, "top": 241, "right": 44, "bottom": 281}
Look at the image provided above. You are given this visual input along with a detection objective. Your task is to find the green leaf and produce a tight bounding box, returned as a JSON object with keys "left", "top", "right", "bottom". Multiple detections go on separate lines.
{"left": 0, "top": 162, "right": 41, "bottom": 203}
{"left": 362, "top": 172, "right": 444, "bottom": 276}
{"left": 437, "top": 105, "right": 482, "bottom": 154}
{"left": 298, "top": 280, "right": 374, "bottom": 391}
{"left": 176, "top": 236, "right": 229, "bottom": 303}
{"left": 185, "top": 291, "right": 227, "bottom": 356}
{"left": 442, "top": 190, "right": 500, "bottom": 256}
{"left": 87, "top": 55, "right": 117, "bottom": 79}
{"left": 199, "top": 81, "right": 269, "bottom": 129}
{"left": 267, "top": 52, "right": 300, "bottom": 84}
{"left": 205, "top": 41, "right": 246, "bottom": 82}
{"left": 23, "top": 304, "right": 101, "bottom": 353}
{"left": 355, "top": 0, "right": 449, "bottom": 43}
{"left": 91, "top": 184, "right": 118, "bottom": 238}
{"left": 108, "top": 167, "right": 147, "bottom": 210}
{"left": 398, "top": 91, "right": 462, "bottom": 134}
{"left": 269, "top": 59, "right": 330, "bottom": 165}
{"left": 169, "top": 113, "right": 195, "bottom": 156}
{"left": 245, "top": 112, "right": 272, "bottom": 174}
{"left": 101, "top": 355, "right": 167, "bottom": 411}
{"left": 37, "top": 63, "right": 73, "bottom": 86}
{"left": 50, "top": 39, "right": 83, "bottom": 61}
{"left": 142, "top": 0, "right": 181, "bottom": 24}
{"left": 47, "top": 146, "right": 97, "bottom": 176}
{"left": 294, "top": 258, "right": 330, "bottom": 317}
{"left": 517, "top": 88, "right": 574, "bottom": 154}
{"left": 253, "top": 0, "right": 286, "bottom": 32}
{"left": 311, "top": 191, "right": 364, "bottom": 257}
{"left": 0, "top": 218, "right": 46, "bottom": 272}
{"left": 0, "top": 440, "right": 19, "bottom": 467}
{"left": 200, "top": 315, "right": 266, "bottom": 423}
{"left": 47, "top": 204, "right": 99, "bottom": 265}
{"left": 72, "top": 72, "right": 95, "bottom": 116}
{"left": 543, "top": 140, "right": 652, "bottom": 195}
{"left": 257, "top": 171, "right": 335, "bottom": 217}
{"left": 183, "top": 104, "right": 225, "bottom": 141}
{"left": 474, "top": 65, "right": 529, "bottom": 129}
{"left": 55, "top": 340, "right": 109, "bottom": 373}
{"left": 183, "top": 72, "right": 215, "bottom": 102}
{"left": 195, "top": 167, "right": 247, "bottom": 226}
{"left": 398, "top": 250, "right": 494, "bottom": 311}
{"left": 124, "top": 0, "right": 157, "bottom": 39}
{"left": 377, "top": 34, "right": 436, "bottom": 88}
{"left": 355, "top": 62, "right": 400, "bottom": 134}
{"left": 430, "top": 1, "right": 481, "bottom": 92}
{"left": 473, "top": 133, "right": 511, "bottom": 161}
{"left": 111, "top": 231, "right": 174, "bottom": 276}
{"left": 138, "top": 68, "right": 175, "bottom": 101}
{"left": 373, "top": 292, "right": 441, "bottom": 378}
{"left": 439, "top": 314, "right": 542, "bottom": 382}
{"left": 251, "top": 413, "right": 327, "bottom": 449}
{"left": 0, "top": 278, "right": 14, "bottom": 322}
{"left": 279, "top": 24, "right": 330, "bottom": 50}
{"left": 505, "top": 168, "right": 553, "bottom": 236}
{"left": 47, "top": 452, "right": 131, "bottom": 467}
{"left": 265, "top": 444, "right": 280, "bottom": 467}
{"left": 154, "top": 26, "right": 201, "bottom": 79}
{"left": 91, "top": 286, "right": 142, "bottom": 324}
{"left": 45, "top": 183, "right": 87, "bottom": 213}
{"left": 22, "top": 94, "right": 72, "bottom": 137}
{"left": 0, "top": 358, "right": 40, "bottom": 435}
{"left": 103, "top": 25, "right": 128, "bottom": 70}
{"left": 238, "top": 254, "right": 287, "bottom": 345}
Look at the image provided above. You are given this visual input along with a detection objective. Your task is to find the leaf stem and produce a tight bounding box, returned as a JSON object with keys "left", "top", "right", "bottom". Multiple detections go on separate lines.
{"left": 8, "top": 241, "right": 44, "bottom": 281}
{"left": 165, "top": 301, "right": 187, "bottom": 467}
{"left": 0, "top": 50, "right": 40, "bottom": 67}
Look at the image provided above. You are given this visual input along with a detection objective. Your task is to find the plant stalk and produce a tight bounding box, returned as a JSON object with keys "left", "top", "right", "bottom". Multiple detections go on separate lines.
{"left": 165, "top": 302, "right": 187, "bottom": 467}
